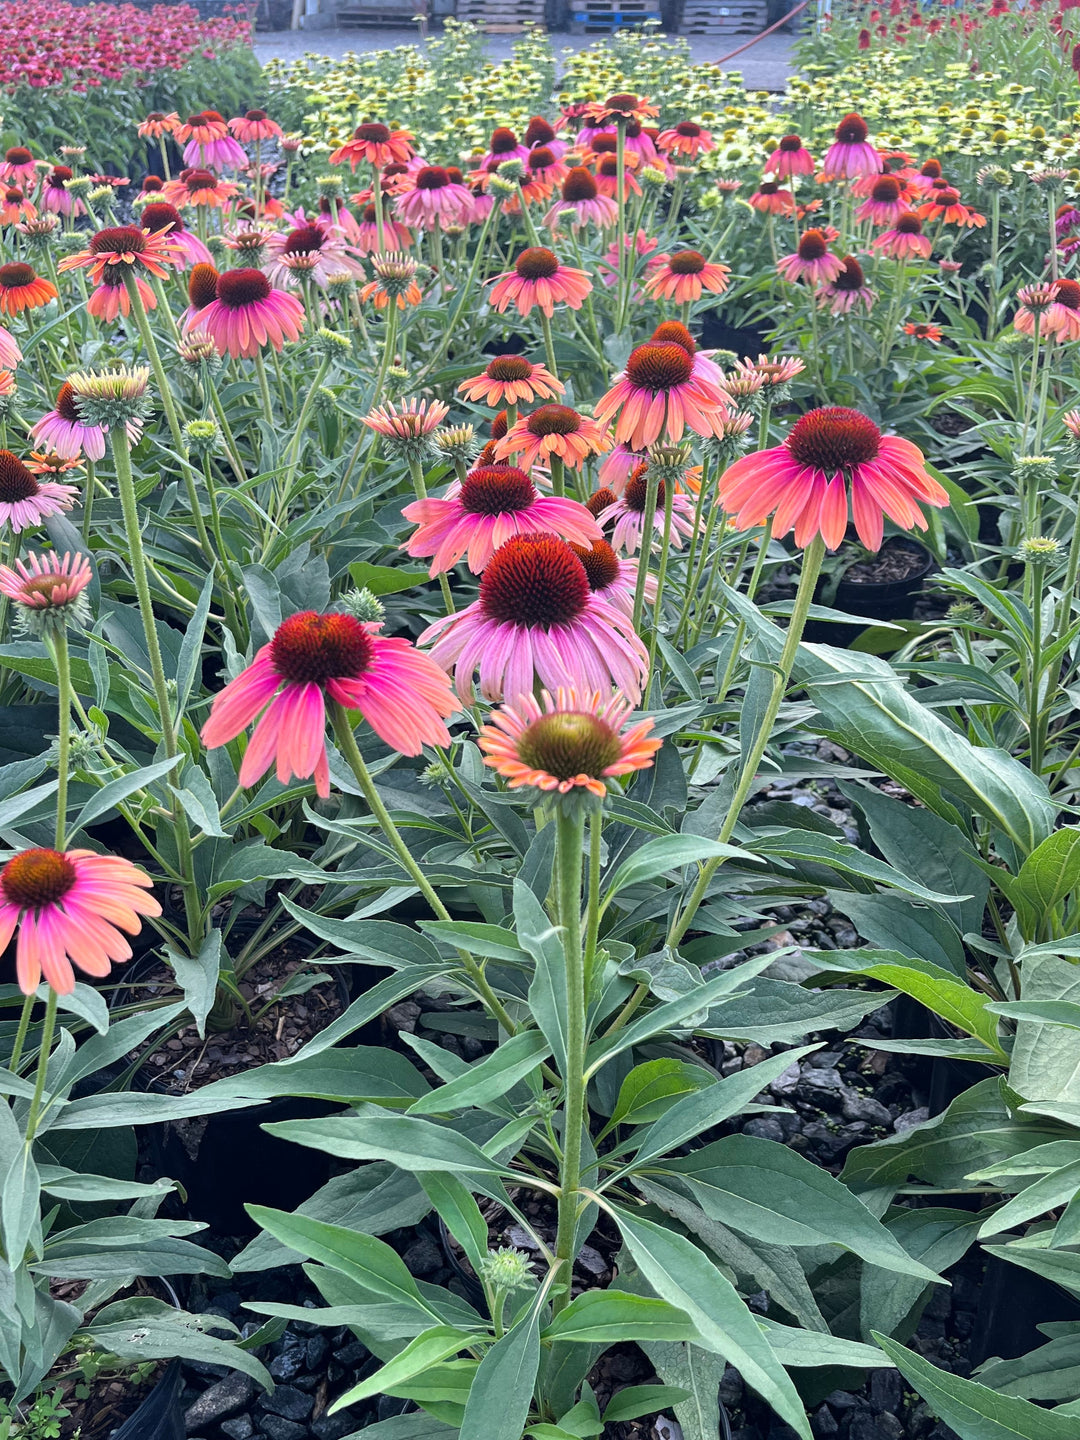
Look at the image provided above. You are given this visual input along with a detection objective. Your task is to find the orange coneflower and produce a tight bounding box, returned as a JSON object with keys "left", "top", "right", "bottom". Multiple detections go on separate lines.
{"left": 458, "top": 355, "right": 564, "bottom": 407}
{"left": 0, "top": 262, "right": 56, "bottom": 315}
{"left": 904, "top": 322, "right": 942, "bottom": 343}
{"left": 496, "top": 404, "right": 612, "bottom": 472}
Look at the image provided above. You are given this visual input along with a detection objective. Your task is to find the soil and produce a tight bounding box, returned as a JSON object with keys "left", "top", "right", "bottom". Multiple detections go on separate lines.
{"left": 59, "top": 1366, "right": 159, "bottom": 1439}
{"left": 124, "top": 950, "right": 347, "bottom": 1093}
{"left": 843, "top": 538, "right": 930, "bottom": 586}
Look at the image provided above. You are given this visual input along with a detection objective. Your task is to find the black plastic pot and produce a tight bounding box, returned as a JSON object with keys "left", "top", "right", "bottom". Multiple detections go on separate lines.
{"left": 890, "top": 996, "right": 997, "bottom": 1119}
{"left": 438, "top": 1216, "right": 485, "bottom": 1308}
{"left": 110, "top": 1359, "right": 184, "bottom": 1440}
{"left": 970, "top": 1254, "right": 1080, "bottom": 1367}
{"left": 805, "top": 537, "right": 935, "bottom": 647}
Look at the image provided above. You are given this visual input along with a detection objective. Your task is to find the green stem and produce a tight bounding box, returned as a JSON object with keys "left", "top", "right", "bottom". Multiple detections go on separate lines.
{"left": 549, "top": 453, "right": 565, "bottom": 499}
{"left": 253, "top": 350, "right": 274, "bottom": 425}
{"left": 8, "top": 993, "right": 34, "bottom": 1073}
{"left": 24, "top": 989, "right": 57, "bottom": 1145}
{"left": 667, "top": 533, "right": 827, "bottom": 948}
{"left": 647, "top": 478, "right": 675, "bottom": 683}
{"left": 632, "top": 470, "right": 660, "bottom": 633}
{"left": 1029, "top": 558, "right": 1046, "bottom": 777}
{"left": 48, "top": 630, "right": 71, "bottom": 850}
{"left": 551, "top": 806, "right": 587, "bottom": 1317}
{"left": 408, "top": 455, "right": 454, "bottom": 614}
{"left": 540, "top": 310, "right": 559, "bottom": 381}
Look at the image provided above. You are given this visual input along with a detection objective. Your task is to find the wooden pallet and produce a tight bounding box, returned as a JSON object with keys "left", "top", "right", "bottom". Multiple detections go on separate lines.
{"left": 457, "top": 0, "right": 546, "bottom": 26}
{"left": 337, "top": 0, "right": 428, "bottom": 23}
{"left": 679, "top": 0, "right": 764, "bottom": 32}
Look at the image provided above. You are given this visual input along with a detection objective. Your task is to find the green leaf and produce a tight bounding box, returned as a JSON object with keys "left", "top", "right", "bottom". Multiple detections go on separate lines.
{"left": 516, "top": 879, "right": 568, "bottom": 1076}
{"left": 873, "top": 1330, "right": 1079, "bottom": 1439}
{"left": 165, "top": 929, "right": 222, "bottom": 1040}
{"left": 543, "top": 1292, "right": 699, "bottom": 1345}
{"left": 604, "top": 835, "right": 757, "bottom": 904}
{"left": 666, "top": 1135, "right": 941, "bottom": 1281}
{"left": 977, "top": 1332, "right": 1080, "bottom": 1402}
{"left": 407, "top": 1031, "right": 550, "bottom": 1115}
{"left": 613, "top": 1207, "right": 811, "bottom": 1440}
{"left": 1014, "top": 826, "right": 1080, "bottom": 931}
{"left": 71, "top": 756, "right": 179, "bottom": 831}
{"left": 750, "top": 829, "right": 968, "bottom": 904}
{"left": 758, "top": 1319, "right": 892, "bottom": 1369}
{"left": 332, "top": 1326, "right": 477, "bottom": 1411}
{"left": 458, "top": 1303, "right": 541, "bottom": 1440}
{"left": 1008, "top": 954, "right": 1080, "bottom": 1105}
{"left": 86, "top": 1301, "right": 271, "bottom": 1391}
{"left": 263, "top": 1115, "right": 505, "bottom": 1175}
{"left": 349, "top": 562, "right": 432, "bottom": 595}
{"left": 640, "top": 1342, "right": 724, "bottom": 1440}
{"left": 977, "top": 1158, "right": 1080, "bottom": 1239}
{"left": 601, "top": 1385, "right": 693, "bottom": 1424}
{"left": 701, "top": 978, "right": 890, "bottom": 1047}
{"left": 608, "top": 1059, "right": 714, "bottom": 1129}
{"left": 981, "top": 1239, "right": 1080, "bottom": 1299}
{"left": 202, "top": 1048, "right": 430, "bottom": 1107}
{"left": 860, "top": 1208, "right": 981, "bottom": 1342}
{"left": 418, "top": 1174, "right": 488, "bottom": 1278}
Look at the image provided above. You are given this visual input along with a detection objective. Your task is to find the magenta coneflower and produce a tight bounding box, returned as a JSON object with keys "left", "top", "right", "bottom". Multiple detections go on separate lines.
{"left": 749, "top": 180, "right": 795, "bottom": 215}
{"left": 524, "top": 114, "right": 569, "bottom": 159}
{"left": 193, "top": 269, "right": 305, "bottom": 358}
{"left": 478, "top": 687, "right": 661, "bottom": 799}
{"left": 0, "top": 325, "right": 21, "bottom": 369}
{"left": 496, "top": 405, "right": 611, "bottom": 472}
{"left": 229, "top": 109, "right": 284, "bottom": 143}
{"left": 570, "top": 537, "right": 655, "bottom": 614}
{"left": 821, "top": 114, "right": 881, "bottom": 180}
{"left": 855, "top": 174, "right": 909, "bottom": 226}
{"left": 656, "top": 120, "right": 714, "bottom": 159}
{"left": 0, "top": 450, "right": 77, "bottom": 532}
{"left": 0, "top": 846, "right": 160, "bottom": 995}
{"left": 765, "top": 135, "right": 815, "bottom": 179}
{"left": 202, "top": 611, "right": 456, "bottom": 798}
{"left": 177, "top": 111, "right": 247, "bottom": 170}
{"left": 642, "top": 250, "right": 730, "bottom": 305}
{"left": 776, "top": 229, "right": 845, "bottom": 286}
{"left": 0, "top": 549, "right": 91, "bottom": 619}
{"left": 599, "top": 464, "right": 698, "bottom": 554}
{"left": 394, "top": 166, "right": 472, "bottom": 230}
{"left": 594, "top": 341, "right": 728, "bottom": 450}
{"left": 330, "top": 123, "right": 416, "bottom": 170}
{"left": 402, "top": 465, "right": 601, "bottom": 575}
{"left": 43, "top": 169, "right": 80, "bottom": 214}
{"left": 138, "top": 201, "right": 213, "bottom": 268}
{"left": 489, "top": 246, "right": 592, "bottom": 319}
{"left": 544, "top": 166, "right": 618, "bottom": 232}
{"left": 481, "top": 126, "right": 530, "bottom": 170}
{"left": 264, "top": 223, "right": 364, "bottom": 288}
{"left": 30, "top": 381, "right": 107, "bottom": 461}
{"left": 458, "top": 355, "right": 563, "bottom": 407}
{"left": 418, "top": 533, "right": 649, "bottom": 704}
{"left": 718, "top": 406, "right": 948, "bottom": 552}
{"left": 526, "top": 146, "right": 569, "bottom": 190}
{"left": 871, "top": 211, "right": 932, "bottom": 260}
{"left": 0, "top": 147, "right": 37, "bottom": 188}
{"left": 598, "top": 443, "right": 645, "bottom": 493}
{"left": 818, "top": 255, "right": 876, "bottom": 314}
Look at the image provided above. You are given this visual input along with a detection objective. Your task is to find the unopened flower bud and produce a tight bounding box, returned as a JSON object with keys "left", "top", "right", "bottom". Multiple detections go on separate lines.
{"left": 340, "top": 587, "right": 385, "bottom": 624}
{"left": 183, "top": 418, "right": 221, "bottom": 458}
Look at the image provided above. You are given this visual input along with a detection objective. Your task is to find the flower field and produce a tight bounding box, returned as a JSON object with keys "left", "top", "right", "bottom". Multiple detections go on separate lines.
{"left": 2, "top": 5, "right": 1080, "bottom": 1440}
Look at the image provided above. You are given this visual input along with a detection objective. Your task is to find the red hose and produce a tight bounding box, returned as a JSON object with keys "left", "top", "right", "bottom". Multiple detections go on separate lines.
{"left": 714, "top": 0, "right": 811, "bottom": 66}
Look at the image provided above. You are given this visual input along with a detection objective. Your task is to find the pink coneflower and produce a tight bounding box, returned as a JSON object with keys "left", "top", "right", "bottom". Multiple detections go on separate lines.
{"left": 749, "top": 180, "right": 795, "bottom": 215}
{"left": 656, "top": 120, "right": 714, "bottom": 159}
{"left": 355, "top": 202, "right": 413, "bottom": 253}
{"left": 595, "top": 153, "right": 640, "bottom": 203}
{"left": 0, "top": 325, "right": 21, "bottom": 369}
{"left": 363, "top": 397, "right": 449, "bottom": 443}
{"left": 137, "top": 201, "right": 213, "bottom": 268}
{"left": 819, "top": 255, "right": 876, "bottom": 314}
{"left": 30, "top": 381, "right": 108, "bottom": 461}
{"left": 0, "top": 846, "right": 160, "bottom": 995}
{"left": 821, "top": 114, "right": 881, "bottom": 179}
{"left": 0, "top": 147, "right": 36, "bottom": 187}
{"left": 595, "top": 341, "right": 728, "bottom": 450}
{"left": 855, "top": 174, "right": 909, "bottom": 225}
{"left": 718, "top": 406, "right": 948, "bottom": 552}
{"left": 649, "top": 319, "right": 726, "bottom": 390}
{"left": 201, "top": 611, "right": 455, "bottom": 798}
{"left": 419, "top": 533, "right": 649, "bottom": 704}
{"left": 0, "top": 263, "right": 56, "bottom": 316}
{"left": 192, "top": 269, "right": 305, "bottom": 359}
{"left": 642, "top": 250, "right": 730, "bottom": 305}
{"left": 394, "top": 166, "right": 472, "bottom": 230}
{"left": 524, "top": 115, "right": 569, "bottom": 160}
{"left": 481, "top": 126, "right": 530, "bottom": 170}
{"left": 0, "top": 450, "right": 77, "bottom": 532}
{"left": 229, "top": 109, "right": 284, "bottom": 143}
{"left": 496, "top": 405, "right": 612, "bottom": 472}
{"left": 478, "top": 687, "right": 660, "bottom": 800}
{"left": 583, "top": 93, "right": 659, "bottom": 128}
{"left": 599, "top": 463, "right": 698, "bottom": 555}
{"left": 1014, "top": 283, "right": 1062, "bottom": 335}
{"left": 871, "top": 211, "right": 932, "bottom": 260}
{"left": 1045, "top": 277, "right": 1080, "bottom": 341}
{"left": 598, "top": 443, "right": 645, "bottom": 492}
{"left": 57, "top": 223, "right": 179, "bottom": 291}
{"left": 39, "top": 167, "right": 82, "bottom": 217}
{"left": 0, "top": 187, "right": 34, "bottom": 225}
{"left": 330, "top": 123, "right": 416, "bottom": 170}
{"left": 137, "top": 112, "right": 179, "bottom": 140}
{"left": 544, "top": 167, "right": 618, "bottom": 231}
{"left": 906, "top": 158, "right": 944, "bottom": 193}
{"left": 162, "top": 168, "right": 238, "bottom": 209}
{"left": 489, "top": 246, "right": 592, "bottom": 319}
{"left": 0, "top": 548, "right": 91, "bottom": 617}
{"left": 570, "top": 537, "right": 654, "bottom": 614}
{"left": 741, "top": 354, "right": 806, "bottom": 391}
{"left": 402, "top": 464, "right": 601, "bottom": 575}
{"left": 776, "top": 229, "right": 845, "bottom": 286}
{"left": 458, "top": 355, "right": 563, "bottom": 407}
{"left": 765, "top": 134, "right": 816, "bottom": 179}
{"left": 177, "top": 110, "right": 247, "bottom": 170}
{"left": 264, "top": 223, "right": 364, "bottom": 288}
{"left": 359, "top": 253, "right": 423, "bottom": 310}
{"left": 598, "top": 230, "right": 659, "bottom": 291}
{"left": 916, "top": 187, "right": 985, "bottom": 228}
